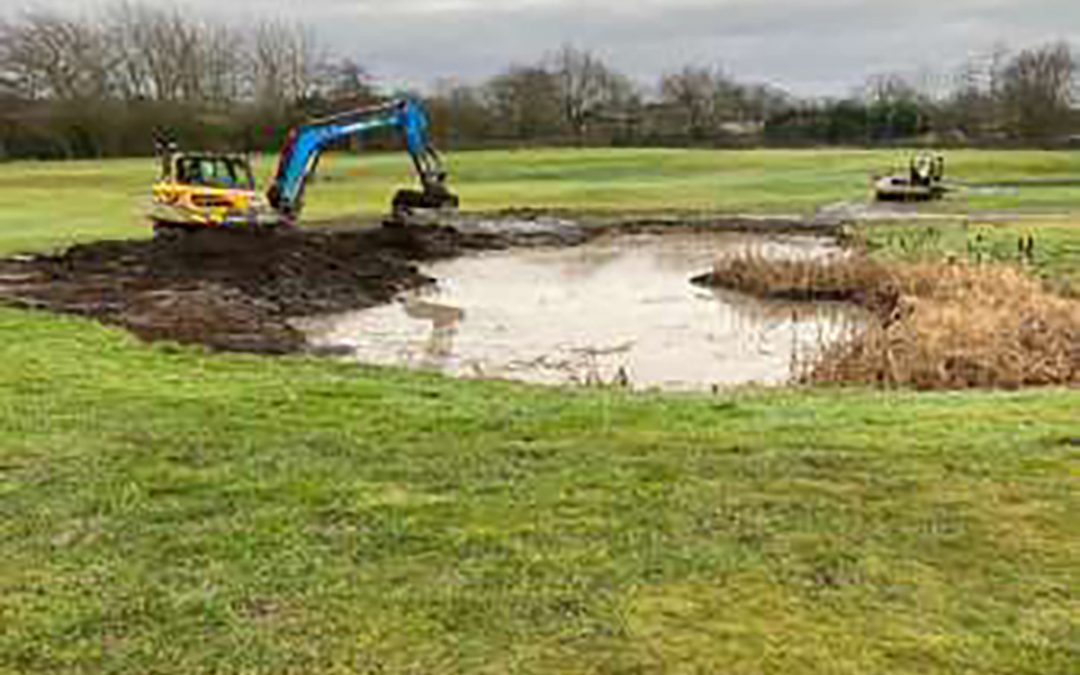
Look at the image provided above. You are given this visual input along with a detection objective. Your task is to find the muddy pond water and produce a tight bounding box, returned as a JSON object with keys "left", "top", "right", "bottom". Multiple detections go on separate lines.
{"left": 298, "top": 231, "right": 864, "bottom": 390}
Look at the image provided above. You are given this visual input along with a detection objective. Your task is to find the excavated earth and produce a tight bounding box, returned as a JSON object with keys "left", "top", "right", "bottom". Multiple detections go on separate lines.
{"left": 0, "top": 223, "right": 557, "bottom": 353}
{"left": 0, "top": 214, "right": 814, "bottom": 354}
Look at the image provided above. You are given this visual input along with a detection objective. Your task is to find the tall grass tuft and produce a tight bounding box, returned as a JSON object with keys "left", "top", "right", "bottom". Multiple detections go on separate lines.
{"left": 701, "top": 253, "right": 1079, "bottom": 389}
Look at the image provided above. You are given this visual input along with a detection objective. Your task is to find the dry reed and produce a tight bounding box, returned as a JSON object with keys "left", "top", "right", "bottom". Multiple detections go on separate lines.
{"left": 701, "top": 253, "right": 1079, "bottom": 389}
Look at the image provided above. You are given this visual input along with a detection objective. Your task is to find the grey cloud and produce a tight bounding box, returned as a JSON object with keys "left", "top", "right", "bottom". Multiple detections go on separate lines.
{"left": 6, "top": 0, "right": 1078, "bottom": 95}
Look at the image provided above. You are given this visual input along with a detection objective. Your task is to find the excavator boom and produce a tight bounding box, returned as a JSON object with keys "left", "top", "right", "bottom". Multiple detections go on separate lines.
{"left": 266, "top": 99, "right": 457, "bottom": 222}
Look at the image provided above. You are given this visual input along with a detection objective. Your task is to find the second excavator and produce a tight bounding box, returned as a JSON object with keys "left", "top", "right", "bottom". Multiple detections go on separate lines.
{"left": 148, "top": 98, "right": 458, "bottom": 234}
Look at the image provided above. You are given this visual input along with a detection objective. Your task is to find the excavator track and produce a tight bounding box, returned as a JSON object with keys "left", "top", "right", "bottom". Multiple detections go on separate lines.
{"left": 151, "top": 216, "right": 289, "bottom": 241}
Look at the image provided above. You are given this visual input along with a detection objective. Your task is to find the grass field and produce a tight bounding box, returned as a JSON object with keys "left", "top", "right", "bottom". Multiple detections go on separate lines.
{"left": 855, "top": 219, "right": 1080, "bottom": 294}
{"left": 1, "top": 147, "right": 1079, "bottom": 254}
{"left": 1, "top": 149, "right": 1078, "bottom": 673}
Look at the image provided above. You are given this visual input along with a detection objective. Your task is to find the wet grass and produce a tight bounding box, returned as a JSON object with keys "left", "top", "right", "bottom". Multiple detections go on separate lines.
{"left": 1, "top": 148, "right": 1079, "bottom": 672}
{"left": 1, "top": 308, "right": 1077, "bottom": 673}
{"left": 2, "top": 147, "right": 1079, "bottom": 253}
{"left": 854, "top": 218, "right": 1080, "bottom": 295}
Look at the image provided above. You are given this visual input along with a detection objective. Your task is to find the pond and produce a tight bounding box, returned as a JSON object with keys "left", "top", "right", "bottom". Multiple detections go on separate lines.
{"left": 298, "top": 230, "right": 864, "bottom": 390}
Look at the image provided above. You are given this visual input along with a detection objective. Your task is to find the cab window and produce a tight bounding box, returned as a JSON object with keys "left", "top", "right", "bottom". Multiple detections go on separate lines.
{"left": 177, "top": 157, "right": 254, "bottom": 190}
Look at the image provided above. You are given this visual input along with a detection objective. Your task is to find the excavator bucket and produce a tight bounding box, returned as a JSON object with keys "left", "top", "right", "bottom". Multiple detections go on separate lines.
{"left": 391, "top": 185, "right": 460, "bottom": 216}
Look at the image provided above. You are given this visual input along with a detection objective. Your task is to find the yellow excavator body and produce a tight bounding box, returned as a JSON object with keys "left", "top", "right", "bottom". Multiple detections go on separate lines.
{"left": 148, "top": 151, "right": 280, "bottom": 231}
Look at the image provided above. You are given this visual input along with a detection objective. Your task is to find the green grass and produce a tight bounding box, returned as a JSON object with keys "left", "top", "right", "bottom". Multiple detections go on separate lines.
{"left": 2, "top": 310, "right": 1077, "bottom": 673}
{"left": 2, "top": 147, "right": 1078, "bottom": 254}
{"left": 2, "top": 149, "right": 1079, "bottom": 673}
{"left": 855, "top": 218, "right": 1080, "bottom": 294}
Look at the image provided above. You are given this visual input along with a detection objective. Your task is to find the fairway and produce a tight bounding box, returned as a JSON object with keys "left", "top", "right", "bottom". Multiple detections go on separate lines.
{"left": 2, "top": 148, "right": 1079, "bottom": 254}
{"left": 1, "top": 149, "right": 1078, "bottom": 673}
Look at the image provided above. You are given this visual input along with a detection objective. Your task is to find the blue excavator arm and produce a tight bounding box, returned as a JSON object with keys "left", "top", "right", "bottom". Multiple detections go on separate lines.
{"left": 266, "top": 99, "right": 457, "bottom": 222}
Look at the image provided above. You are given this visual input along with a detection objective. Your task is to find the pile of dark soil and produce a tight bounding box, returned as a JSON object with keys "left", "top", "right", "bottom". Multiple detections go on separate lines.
{"left": 0, "top": 224, "right": 508, "bottom": 353}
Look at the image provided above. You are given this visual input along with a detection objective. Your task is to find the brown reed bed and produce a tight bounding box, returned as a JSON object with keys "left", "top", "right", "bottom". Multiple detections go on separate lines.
{"left": 696, "top": 253, "right": 1079, "bottom": 389}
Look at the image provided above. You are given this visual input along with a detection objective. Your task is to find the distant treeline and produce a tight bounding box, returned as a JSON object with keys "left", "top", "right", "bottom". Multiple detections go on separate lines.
{"left": 0, "top": 2, "right": 1077, "bottom": 159}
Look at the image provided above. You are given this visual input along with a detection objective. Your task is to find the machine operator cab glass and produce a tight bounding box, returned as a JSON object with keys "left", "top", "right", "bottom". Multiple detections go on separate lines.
{"left": 175, "top": 155, "right": 255, "bottom": 191}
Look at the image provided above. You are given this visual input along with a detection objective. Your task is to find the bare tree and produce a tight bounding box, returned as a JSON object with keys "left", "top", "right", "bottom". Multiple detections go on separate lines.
{"left": 737, "top": 83, "right": 789, "bottom": 122}
{"left": 0, "top": 20, "right": 23, "bottom": 96}
{"left": 102, "top": 2, "right": 150, "bottom": 100}
{"left": 0, "top": 1, "right": 359, "bottom": 157}
{"left": 196, "top": 22, "right": 247, "bottom": 105}
{"left": 325, "top": 58, "right": 377, "bottom": 106}
{"left": 485, "top": 65, "right": 563, "bottom": 140}
{"left": 660, "top": 66, "right": 718, "bottom": 138}
{"left": 863, "top": 73, "right": 920, "bottom": 105}
{"left": 550, "top": 45, "right": 632, "bottom": 140}
{"left": 0, "top": 10, "right": 115, "bottom": 101}
{"left": 948, "top": 57, "right": 990, "bottom": 137}
{"left": 999, "top": 42, "right": 1076, "bottom": 140}
{"left": 251, "top": 20, "right": 326, "bottom": 110}
{"left": 132, "top": 7, "right": 195, "bottom": 101}
{"left": 428, "top": 79, "right": 491, "bottom": 146}
{"left": 103, "top": 3, "right": 247, "bottom": 104}
{"left": 659, "top": 65, "right": 749, "bottom": 139}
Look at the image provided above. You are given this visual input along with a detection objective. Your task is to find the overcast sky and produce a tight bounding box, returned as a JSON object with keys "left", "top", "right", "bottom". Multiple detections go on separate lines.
{"left": 6, "top": 0, "right": 1079, "bottom": 96}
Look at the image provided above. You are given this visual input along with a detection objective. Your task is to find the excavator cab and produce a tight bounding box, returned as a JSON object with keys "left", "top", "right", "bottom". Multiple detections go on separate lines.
{"left": 150, "top": 136, "right": 280, "bottom": 233}
{"left": 174, "top": 155, "right": 255, "bottom": 191}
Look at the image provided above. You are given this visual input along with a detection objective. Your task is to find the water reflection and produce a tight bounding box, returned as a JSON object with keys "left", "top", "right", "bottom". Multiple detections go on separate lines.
{"left": 398, "top": 291, "right": 464, "bottom": 366}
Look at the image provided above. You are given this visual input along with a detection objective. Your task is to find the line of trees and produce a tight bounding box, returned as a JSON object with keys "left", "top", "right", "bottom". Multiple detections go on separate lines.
{"left": 0, "top": 3, "right": 378, "bottom": 158}
{"left": 1, "top": 2, "right": 1077, "bottom": 159}
{"left": 441, "top": 43, "right": 1077, "bottom": 148}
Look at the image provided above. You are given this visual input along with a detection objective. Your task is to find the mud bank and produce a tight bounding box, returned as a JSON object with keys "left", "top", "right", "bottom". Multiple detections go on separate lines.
{"left": 0, "top": 214, "right": 823, "bottom": 355}
{"left": 0, "top": 222, "right": 575, "bottom": 353}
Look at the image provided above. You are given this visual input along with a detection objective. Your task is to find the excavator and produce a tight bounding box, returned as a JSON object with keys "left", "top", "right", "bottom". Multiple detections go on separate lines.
{"left": 148, "top": 98, "right": 458, "bottom": 234}
{"left": 874, "top": 152, "right": 947, "bottom": 202}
